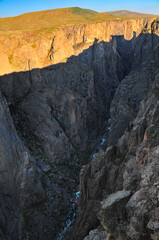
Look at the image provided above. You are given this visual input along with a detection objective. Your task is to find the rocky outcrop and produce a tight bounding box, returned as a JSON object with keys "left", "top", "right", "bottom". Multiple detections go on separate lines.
{"left": 0, "top": 17, "right": 155, "bottom": 75}
{"left": 0, "top": 92, "right": 45, "bottom": 239}
{"left": 83, "top": 228, "right": 107, "bottom": 240}
{"left": 97, "top": 191, "right": 131, "bottom": 238}
{"left": 108, "top": 33, "right": 159, "bottom": 145}
{"left": 152, "top": 19, "right": 159, "bottom": 35}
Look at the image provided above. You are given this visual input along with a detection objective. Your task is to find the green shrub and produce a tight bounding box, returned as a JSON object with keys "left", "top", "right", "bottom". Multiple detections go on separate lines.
{"left": 8, "top": 54, "right": 13, "bottom": 64}
{"left": 31, "top": 43, "right": 36, "bottom": 48}
{"left": 127, "top": 122, "right": 134, "bottom": 132}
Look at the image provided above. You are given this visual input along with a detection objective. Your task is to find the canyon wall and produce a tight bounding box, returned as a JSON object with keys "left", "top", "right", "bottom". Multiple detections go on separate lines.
{"left": 0, "top": 17, "right": 155, "bottom": 75}
{"left": 0, "top": 17, "right": 159, "bottom": 240}
{"left": 70, "top": 26, "right": 159, "bottom": 240}
{"left": 0, "top": 92, "right": 45, "bottom": 239}
{"left": 0, "top": 34, "right": 128, "bottom": 239}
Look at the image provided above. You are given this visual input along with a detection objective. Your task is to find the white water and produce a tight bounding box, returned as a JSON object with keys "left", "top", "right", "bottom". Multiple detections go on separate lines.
{"left": 91, "top": 118, "right": 111, "bottom": 160}
{"left": 57, "top": 191, "right": 80, "bottom": 240}
{"left": 57, "top": 119, "right": 111, "bottom": 240}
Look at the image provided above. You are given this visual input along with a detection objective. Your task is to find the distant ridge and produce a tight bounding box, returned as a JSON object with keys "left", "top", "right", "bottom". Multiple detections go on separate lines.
{"left": 0, "top": 7, "right": 117, "bottom": 33}
{"left": 0, "top": 7, "right": 157, "bottom": 33}
{"left": 107, "top": 10, "right": 158, "bottom": 18}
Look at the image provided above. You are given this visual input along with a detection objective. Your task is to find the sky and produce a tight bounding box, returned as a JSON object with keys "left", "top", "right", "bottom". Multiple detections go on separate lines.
{"left": 0, "top": 0, "right": 159, "bottom": 18}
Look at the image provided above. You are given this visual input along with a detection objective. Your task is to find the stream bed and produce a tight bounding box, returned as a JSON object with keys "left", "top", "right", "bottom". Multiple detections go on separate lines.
{"left": 56, "top": 118, "right": 111, "bottom": 240}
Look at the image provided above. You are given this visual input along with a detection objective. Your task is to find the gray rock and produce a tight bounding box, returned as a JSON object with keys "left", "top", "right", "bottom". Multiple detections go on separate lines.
{"left": 0, "top": 92, "right": 45, "bottom": 239}
{"left": 100, "top": 190, "right": 131, "bottom": 210}
{"left": 72, "top": 34, "right": 159, "bottom": 240}
{"left": 108, "top": 35, "right": 159, "bottom": 146}
{"left": 83, "top": 228, "right": 107, "bottom": 240}
{"left": 40, "top": 163, "right": 51, "bottom": 173}
{"left": 97, "top": 191, "right": 131, "bottom": 239}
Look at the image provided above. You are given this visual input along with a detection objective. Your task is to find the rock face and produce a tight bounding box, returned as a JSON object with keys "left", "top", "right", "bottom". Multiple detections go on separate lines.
{"left": 1, "top": 32, "right": 155, "bottom": 167}
{"left": 0, "top": 92, "right": 45, "bottom": 239}
{"left": 0, "top": 33, "right": 130, "bottom": 239}
{"left": 0, "top": 61, "right": 94, "bottom": 162}
{"left": 0, "top": 28, "right": 131, "bottom": 239}
{"left": 71, "top": 30, "right": 159, "bottom": 240}
{"left": 83, "top": 228, "right": 107, "bottom": 240}
{"left": 108, "top": 32, "right": 159, "bottom": 145}
{"left": 0, "top": 17, "right": 155, "bottom": 75}
{"left": 0, "top": 33, "right": 138, "bottom": 164}
{"left": 97, "top": 191, "right": 131, "bottom": 237}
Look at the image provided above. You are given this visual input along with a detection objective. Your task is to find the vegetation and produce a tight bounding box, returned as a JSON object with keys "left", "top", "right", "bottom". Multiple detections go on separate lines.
{"left": 8, "top": 54, "right": 13, "bottom": 64}
{"left": 127, "top": 122, "right": 134, "bottom": 132}
{"left": 110, "top": 145, "right": 117, "bottom": 161}
{"left": 31, "top": 43, "right": 36, "bottom": 48}
{"left": 0, "top": 7, "right": 118, "bottom": 34}
{"left": 1, "top": 7, "right": 156, "bottom": 35}
{"left": 141, "top": 28, "right": 149, "bottom": 33}
{"left": 153, "top": 87, "right": 159, "bottom": 91}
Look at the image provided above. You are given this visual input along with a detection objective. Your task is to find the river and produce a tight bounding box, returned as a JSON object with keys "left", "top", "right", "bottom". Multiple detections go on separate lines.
{"left": 57, "top": 118, "right": 111, "bottom": 240}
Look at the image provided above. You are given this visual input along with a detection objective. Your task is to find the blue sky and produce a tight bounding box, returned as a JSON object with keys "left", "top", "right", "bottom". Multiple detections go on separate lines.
{"left": 0, "top": 0, "right": 159, "bottom": 17}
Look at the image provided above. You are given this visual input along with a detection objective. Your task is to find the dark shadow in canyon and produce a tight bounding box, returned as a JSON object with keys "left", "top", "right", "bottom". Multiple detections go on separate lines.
{"left": 0, "top": 32, "right": 159, "bottom": 240}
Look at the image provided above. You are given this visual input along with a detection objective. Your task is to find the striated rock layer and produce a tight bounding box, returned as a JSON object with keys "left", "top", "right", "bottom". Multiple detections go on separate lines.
{"left": 0, "top": 17, "right": 155, "bottom": 75}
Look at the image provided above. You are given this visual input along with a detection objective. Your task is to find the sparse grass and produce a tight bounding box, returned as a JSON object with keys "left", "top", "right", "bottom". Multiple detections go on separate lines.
{"left": 0, "top": 7, "right": 157, "bottom": 39}
{"left": 8, "top": 54, "right": 13, "bottom": 64}
{"left": 31, "top": 43, "right": 36, "bottom": 48}
{"left": 0, "top": 7, "right": 120, "bottom": 34}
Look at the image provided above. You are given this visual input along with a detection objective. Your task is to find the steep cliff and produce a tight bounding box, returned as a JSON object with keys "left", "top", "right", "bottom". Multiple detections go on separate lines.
{"left": 0, "top": 17, "right": 155, "bottom": 75}
{"left": 0, "top": 34, "right": 134, "bottom": 163}
{"left": 71, "top": 28, "right": 159, "bottom": 240}
{"left": 0, "top": 92, "right": 45, "bottom": 239}
{"left": 0, "top": 36, "right": 125, "bottom": 239}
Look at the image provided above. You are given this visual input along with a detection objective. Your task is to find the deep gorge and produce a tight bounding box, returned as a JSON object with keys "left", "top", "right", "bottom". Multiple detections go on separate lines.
{"left": 0, "top": 17, "right": 159, "bottom": 240}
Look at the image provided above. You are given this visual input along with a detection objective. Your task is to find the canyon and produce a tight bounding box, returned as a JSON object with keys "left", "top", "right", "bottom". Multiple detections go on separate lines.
{"left": 0, "top": 7, "right": 159, "bottom": 240}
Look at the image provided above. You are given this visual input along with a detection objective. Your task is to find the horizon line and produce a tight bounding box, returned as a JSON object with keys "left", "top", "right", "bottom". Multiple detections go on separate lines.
{"left": 0, "top": 6, "right": 158, "bottom": 19}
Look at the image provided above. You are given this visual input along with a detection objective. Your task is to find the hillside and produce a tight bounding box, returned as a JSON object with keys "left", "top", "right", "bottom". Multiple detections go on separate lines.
{"left": 0, "top": 8, "right": 157, "bottom": 34}
{"left": 0, "top": 7, "right": 117, "bottom": 33}
{"left": 107, "top": 10, "right": 158, "bottom": 18}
